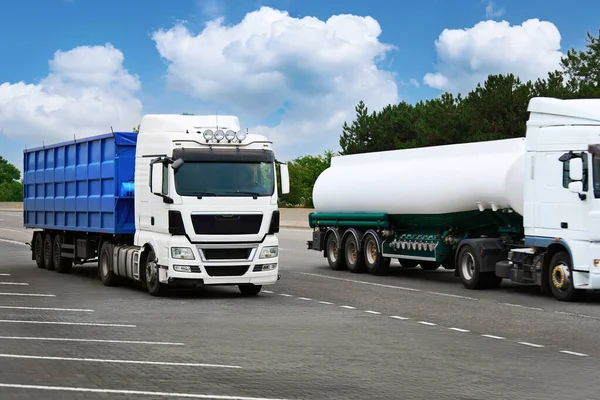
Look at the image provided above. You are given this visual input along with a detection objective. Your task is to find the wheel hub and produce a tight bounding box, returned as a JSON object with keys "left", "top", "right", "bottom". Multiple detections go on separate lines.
{"left": 551, "top": 263, "right": 570, "bottom": 290}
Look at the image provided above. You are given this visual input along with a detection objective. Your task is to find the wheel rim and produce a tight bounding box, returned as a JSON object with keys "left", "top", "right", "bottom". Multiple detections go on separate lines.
{"left": 44, "top": 238, "right": 51, "bottom": 262}
{"left": 54, "top": 239, "right": 60, "bottom": 265}
{"left": 146, "top": 259, "right": 157, "bottom": 286}
{"left": 460, "top": 252, "right": 475, "bottom": 281}
{"left": 551, "top": 262, "right": 570, "bottom": 291}
{"left": 366, "top": 238, "right": 377, "bottom": 265}
{"left": 328, "top": 239, "right": 338, "bottom": 262}
{"left": 346, "top": 240, "right": 357, "bottom": 264}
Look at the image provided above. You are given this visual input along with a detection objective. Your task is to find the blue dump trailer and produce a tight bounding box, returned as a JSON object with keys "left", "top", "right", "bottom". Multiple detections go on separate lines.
{"left": 23, "top": 131, "right": 138, "bottom": 272}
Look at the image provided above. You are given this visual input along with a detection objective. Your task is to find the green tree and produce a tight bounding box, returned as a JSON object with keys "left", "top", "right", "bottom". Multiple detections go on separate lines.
{"left": 279, "top": 151, "right": 334, "bottom": 208}
{"left": 0, "top": 156, "right": 23, "bottom": 202}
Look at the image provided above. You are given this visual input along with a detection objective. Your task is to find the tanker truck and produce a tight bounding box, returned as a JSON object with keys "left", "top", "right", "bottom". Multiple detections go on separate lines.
{"left": 306, "top": 97, "right": 600, "bottom": 302}
{"left": 23, "top": 113, "right": 290, "bottom": 296}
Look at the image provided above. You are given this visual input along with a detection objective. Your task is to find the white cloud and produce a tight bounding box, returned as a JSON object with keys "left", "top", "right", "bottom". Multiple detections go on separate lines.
{"left": 151, "top": 6, "right": 399, "bottom": 158}
{"left": 485, "top": 0, "right": 505, "bottom": 18}
{"left": 0, "top": 44, "right": 142, "bottom": 148}
{"left": 423, "top": 18, "right": 563, "bottom": 94}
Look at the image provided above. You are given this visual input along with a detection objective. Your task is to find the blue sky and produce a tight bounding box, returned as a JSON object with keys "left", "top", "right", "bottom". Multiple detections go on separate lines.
{"left": 0, "top": 0, "right": 598, "bottom": 173}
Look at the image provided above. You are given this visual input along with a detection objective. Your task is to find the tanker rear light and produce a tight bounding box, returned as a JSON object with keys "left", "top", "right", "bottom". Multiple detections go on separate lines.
{"left": 198, "top": 129, "right": 248, "bottom": 143}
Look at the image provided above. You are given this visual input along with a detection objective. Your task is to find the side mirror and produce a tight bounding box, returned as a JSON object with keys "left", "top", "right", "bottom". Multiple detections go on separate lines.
{"left": 150, "top": 162, "right": 164, "bottom": 195}
{"left": 171, "top": 158, "right": 184, "bottom": 171}
{"left": 569, "top": 181, "right": 584, "bottom": 193}
{"left": 279, "top": 164, "right": 290, "bottom": 195}
{"left": 569, "top": 157, "right": 584, "bottom": 181}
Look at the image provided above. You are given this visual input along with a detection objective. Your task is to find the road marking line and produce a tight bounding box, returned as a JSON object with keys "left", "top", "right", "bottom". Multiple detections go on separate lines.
{"left": 0, "top": 274, "right": 10, "bottom": 276}
{"left": 482, "top": 334, "right": 505, "bottom": 340}
{"left": 0, "top": 282, "right": 29, "bottom": 286}
{"left": 0, "top": 306, "right": 93, "bottom": 312}
{"left": 297, "top": 297, "right": 312, "bottom": 301}
{"left": 518, "top": 342, "right": 544, "bottom": 348}
{"left": 426, "top": 291, "right": 476, "bottom": 301}
{"left": 0, "top": 320, "right": 136, "bottom": 328}
{"left": 417, "top": 321, "right": 436, "bottom": 326}
{"left": 502, "top": 303, "right": 543, "bottom": 311}
{"left": 390, "top": 316, "right": 410, "bottom": 320}
{"left": 318, "top": 301, "right": 333, "bottom": 305}
{"left": 296, "top": 272, "right": 421, "bottom": 292}
{"left": 0, "top": 292, "right": 55, "bottom": 297}
{"left": 0, "top": 337, "right": 184, "bottom": 346}
{"left": 278, "top": 294, "right": 292, "bottom": 297}
{"left": 0, "top": 238, "right": 28, "bottom": 246}
{"left": 262, "top": 290, "right": 274, "bottom": 294}
{"left": 0, "top": 383, "right": 289, "bottom": 400}
{"left": 364, "top": 310, "right": 381, "bottom": 315}
{"left": 340, "top": 305, "right": 356, "bottom": 309}
{"left": 554, "top": 311, "right": 600, "bottom": 320}
{"left": 448, "top": 327, "right": 470, "bottom": 333}
{"left": 560, "top": 350, "right": 588, "bottom": 357}
{"left": 0, "top": 354, "right": 241, "bottom": 368}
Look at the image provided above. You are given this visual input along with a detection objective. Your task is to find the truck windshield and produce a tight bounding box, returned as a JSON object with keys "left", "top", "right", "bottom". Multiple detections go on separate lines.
{"left": 174, "top": 162, "right": 275, "bottom": 197}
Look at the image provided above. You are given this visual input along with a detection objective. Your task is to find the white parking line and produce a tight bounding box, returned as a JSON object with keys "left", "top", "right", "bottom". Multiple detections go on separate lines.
{"left": 554, "top": 311, "right": 600, "bottom": 320}
{"left": 0, "top": 336, "right": 184, "bottom": 346}
{"left": 0, "top": 354, "right": 241, "bottom": 368}
{"left": 340, "top": 305, "right": 356, "bottom": 309}
{"left": 0, "top": 292, "right": 55, "bottom": 297}
{"left": 390, "top": 315, "right": 410, "bottom": 320}
{"left": 296, "top": 272, "right": 421, "bottom": 292}
{"left": 278, "top": 293, "right": 292, "bottom": 297}
{"left": 0, "top": 282, "right": 29, "bottom": 286}
{"left": 502, "top": 303, "right": 544, "bottom": 311}
{"left": 426, "top": 291, "right": 476, "bottom": 301}
{"left": 518, "top": 342, "right": 544, "bottom": 348}
{"left": 364, "top": 310, "right": 381, "bottom": 315}
{"left": 262, "top": 290, "right": 274, "bottom": 294}
{"left": 560, "top": 350, "right": 588, "bottom": 357}
{"left": 318, "top": 301, "right": 333, "bottom": 305}
{"left": 0, "top": 306, "right": 93, "bottom": 312}
{"left": 417, "top": 321, "right": 436, "bottom": 326}
{"left": 0, "top": 274, "right": 10, "bottom": 276}
{"left": 297, "top": 297, "right": 312, "bottom": 301}
{"left": 0, "top": 383, "right": 289, "bottom": 400}
{"left": 0, "top": 320, "right": 135, "bottom": 328}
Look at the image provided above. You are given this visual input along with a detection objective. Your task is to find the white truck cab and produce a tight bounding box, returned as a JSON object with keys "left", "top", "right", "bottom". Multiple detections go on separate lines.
{"left": 133, "top": 114, "right": 290, "bottom": 296}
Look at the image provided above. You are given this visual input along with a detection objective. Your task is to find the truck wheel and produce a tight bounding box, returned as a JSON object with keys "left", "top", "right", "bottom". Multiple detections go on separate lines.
{"left": 363, "top": 232, "right": 390, "bottom": 275}
{"left": 401, "top": 259, "right": 419, "bottom": 268}
{"left": 548, "top": 251, "right": 580, "bottom": 302}
{"left": 420, "top": 262, "right": 439, "bottom": 271}
{"left": 457, "top": 245, "right": 496, "bottom": 289}
{"left": 326, "top": 233, "right": 346, "bottom": 271}
{"left": 53, "top": 234, "right": 72, "bottom": 273}
{"left": 239, "top": 284, "right": 262, "bottom": 296}
{"left": 144, "top": 248, "right": 166, "bottom": 296}
{"left": 98, "top": 242, "right": 117, "bottom": 286}
{"left": 34, "top": 232, "right": 45, "bottom": 269}
{"left": 344, "top": 234, "right": 365, "bottom": 273}
{"left": 43, "top": 232, "right": 54, "bottom": 271}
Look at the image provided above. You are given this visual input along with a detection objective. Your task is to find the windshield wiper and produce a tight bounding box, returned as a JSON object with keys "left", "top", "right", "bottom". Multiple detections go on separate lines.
{"left": 224, "top": 191, "right": 261, "bottom": 199}
{"left": 193, "top": 192, "right": 217, "bottom": 199}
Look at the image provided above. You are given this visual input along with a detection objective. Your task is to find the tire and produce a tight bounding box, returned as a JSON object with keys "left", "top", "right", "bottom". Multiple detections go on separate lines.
{"left": 457, "top": 245, "right": 501, "bottom": 290}
{"left": 363, "top": 232, "right": 390, "bottom": 275}
{"left": 98, "top": 242, "right": 117, "bottom": 286}
{"left": 548, "top": 251, "right": 580, "bottom": 302}
{"left": 43, "top": 232, "right": 54, "bottom": 271}
{"left": 344, "top": 233, "right": 365, "bottom": 273}
{"left": 325, "top": 233, "right": 346, "bottom": 271}
{"left": 34, "top": 232, "right": 45, "bottom": 269}
{"left": 420, "top": 261, "right": 440, "bottom": 271}
{"left": 239, "top": 284, "right": 262, "bottom": 296}
{"left": 144, "top": 248, "right": 166, "bottom": 296}
{"left": 53, "top": 234, "right": 72, "bottom": 273}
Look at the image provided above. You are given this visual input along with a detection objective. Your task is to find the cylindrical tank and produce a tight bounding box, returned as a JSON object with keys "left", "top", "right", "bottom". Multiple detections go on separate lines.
{"left": 312, "top": 138, "right": 526, "bottom": 216}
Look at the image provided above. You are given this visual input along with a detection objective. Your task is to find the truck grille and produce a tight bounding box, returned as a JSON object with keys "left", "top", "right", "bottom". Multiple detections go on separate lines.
{"left": 191, "top": 214, "right": 263, "bottom": 235}
{"left": 203, "top": 248, "right": 252, "bottom": 260}
{"left": 204, "top": 265, "right": 250, "bottom": 277}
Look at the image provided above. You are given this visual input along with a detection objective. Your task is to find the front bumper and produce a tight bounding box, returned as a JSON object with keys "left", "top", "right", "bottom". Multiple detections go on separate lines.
{"left": 159, "top": 235, "right": 280, "bottom": 287}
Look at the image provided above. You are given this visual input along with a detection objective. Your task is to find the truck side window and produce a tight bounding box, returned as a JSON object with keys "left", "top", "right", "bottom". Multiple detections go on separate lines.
{"left": 562, "top": 153, "right": 589, "bottom": 191}
{"left": 162, "top": 163, "right": 169, "bottom": 195}
{"left": 593, "top": 155, "right": 600, "bottom": 198}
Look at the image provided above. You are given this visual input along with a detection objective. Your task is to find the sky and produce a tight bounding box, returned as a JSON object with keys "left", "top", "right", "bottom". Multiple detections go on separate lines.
{"left": 0, "top": 0, "right": 598, "bottom": 174}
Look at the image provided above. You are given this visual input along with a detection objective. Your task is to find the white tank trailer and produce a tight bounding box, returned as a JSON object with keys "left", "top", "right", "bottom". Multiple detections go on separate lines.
{"left": 306, "top": 97, "right": 600, "bottom": 302}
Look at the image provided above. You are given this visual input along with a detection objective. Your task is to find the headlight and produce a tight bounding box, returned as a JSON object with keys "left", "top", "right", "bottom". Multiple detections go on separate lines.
{"left": 259, "top": 246, "right": 278, "bottom": 259}
{"left": 171, "top": 247, "right": 195, "bottom": 260}
{"left": 235, "top": 130, "right": 247, "bottom": 141}
{"left": 214, "top": 129, "right": 225, "bottom": 141}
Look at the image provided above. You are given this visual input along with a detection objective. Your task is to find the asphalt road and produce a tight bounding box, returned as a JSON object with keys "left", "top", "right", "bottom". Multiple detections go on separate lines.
{"left": 0, "top": 211, "right": 599, "bottom": 399}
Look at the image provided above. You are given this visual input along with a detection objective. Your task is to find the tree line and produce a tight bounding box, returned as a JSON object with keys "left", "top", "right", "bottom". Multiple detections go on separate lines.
{"left": 280, "top": 29, "right": 600, "bottom": 208}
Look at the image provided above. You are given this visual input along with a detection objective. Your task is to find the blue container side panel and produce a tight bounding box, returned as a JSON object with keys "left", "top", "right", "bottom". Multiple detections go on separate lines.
{"left": 23, "top": 132, "right": 138, "bottom": 235}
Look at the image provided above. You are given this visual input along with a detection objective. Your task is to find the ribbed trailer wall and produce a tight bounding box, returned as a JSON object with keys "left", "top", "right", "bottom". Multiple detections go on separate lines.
{"left": 23, "top": 132, "right": 138, "bottom": 235}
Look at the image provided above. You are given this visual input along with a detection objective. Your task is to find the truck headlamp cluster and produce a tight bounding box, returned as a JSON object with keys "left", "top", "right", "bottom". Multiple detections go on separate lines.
{"left": 198, "top": 129, "right": 247, "bottom": 143}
